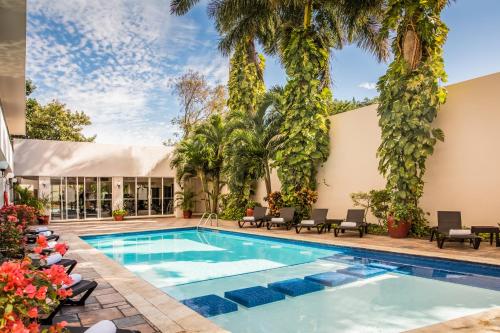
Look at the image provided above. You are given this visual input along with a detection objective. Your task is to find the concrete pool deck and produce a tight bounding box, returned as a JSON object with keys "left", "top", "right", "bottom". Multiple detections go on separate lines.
{"left": 50, "top": 217, "right": 500, "bottom": 332}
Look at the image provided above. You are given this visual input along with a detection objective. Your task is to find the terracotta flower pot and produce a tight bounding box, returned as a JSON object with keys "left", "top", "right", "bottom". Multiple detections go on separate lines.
{"left": 246, "top": 208, "right": 254, "bottom": 217}
{"left": 387, "top": 215, "right": 411, "bottom": 238}
{"left": 183, "top": 210, "right": 193, "bottom": 219}
{"left": 113, "top": 215, "right": 125, "bottom": 221}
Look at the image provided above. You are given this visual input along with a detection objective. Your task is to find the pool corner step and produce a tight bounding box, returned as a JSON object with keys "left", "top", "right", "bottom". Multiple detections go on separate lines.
{"left": 181, "top": 294, "right": 238, "bottom": 317}
{"left": 268, "top": 278, "right": 324, "bottom": 297}
{"left": 225, "top": 286, "right": 285, "bottom": 308}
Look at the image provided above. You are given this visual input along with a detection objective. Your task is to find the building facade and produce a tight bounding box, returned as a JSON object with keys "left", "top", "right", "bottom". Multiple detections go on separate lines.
{"left": 14, "top": 139, "right": 179, "bottom": 221}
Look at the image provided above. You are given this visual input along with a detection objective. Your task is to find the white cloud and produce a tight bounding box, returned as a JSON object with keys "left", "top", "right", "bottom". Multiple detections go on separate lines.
{"left": 27, "top": 0, "right": 226, "bottom": 146}
{"left": 358, "top": 82, "right": 377, "bottom": 90}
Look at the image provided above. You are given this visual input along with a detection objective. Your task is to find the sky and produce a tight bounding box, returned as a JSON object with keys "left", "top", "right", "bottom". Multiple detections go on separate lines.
{"left": 26, "top": 0, "right": 500, "bottom": 146}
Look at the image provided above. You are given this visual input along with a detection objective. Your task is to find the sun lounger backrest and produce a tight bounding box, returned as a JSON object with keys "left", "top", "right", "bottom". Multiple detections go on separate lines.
{"left": 253, "top": 206, "right": 267, "bottom": 219}
{"left": 311, "top": 209, "right": 328, "bottom": 222}
{"left": 279, "top": 207, "right": 295, "bottom": 222}
{"left": 346, "top": 209, "right": 365, "bottom": 224}
{"left": 437, "top": 211, "right": 461, "bottom": 232}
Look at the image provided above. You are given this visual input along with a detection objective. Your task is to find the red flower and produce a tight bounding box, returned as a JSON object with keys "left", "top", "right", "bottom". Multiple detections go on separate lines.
{"left": 23, "top": 284, "right": 36, "bottom": 299}
{"left": 54, "top": 242, "right": 68, "bottom": 255}
{"left": 36, "top": 235, "right": 48, "bottom": 248}
{"left": 27, "top": 307, "right": 38, "bottom": 318}
{"left": 35, "top": 286, "right": 47, "bottom": 300}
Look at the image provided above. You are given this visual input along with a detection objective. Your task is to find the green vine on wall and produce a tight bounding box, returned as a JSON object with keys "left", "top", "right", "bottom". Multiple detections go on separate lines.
{"left": 227, "top": 41, "right": 265, "bottom": 116}
{"left": 274, "top": 27, "right": 331, "bottom": 197}
{"left": 377, "top": 0, "right": 448, "bottom": 232}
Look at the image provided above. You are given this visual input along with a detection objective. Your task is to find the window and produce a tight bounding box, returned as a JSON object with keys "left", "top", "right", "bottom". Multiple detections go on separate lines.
{"left": 123, "top": 177, "right": 136, "bottom": 216}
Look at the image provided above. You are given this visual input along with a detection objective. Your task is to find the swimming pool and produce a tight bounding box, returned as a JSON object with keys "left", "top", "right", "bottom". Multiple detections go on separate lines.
{"left": 83, "top": 228, "right": 500, "bottom": 333}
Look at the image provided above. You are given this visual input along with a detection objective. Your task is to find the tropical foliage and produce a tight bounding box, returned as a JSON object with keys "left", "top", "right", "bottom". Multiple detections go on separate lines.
{"left": 377, "top": 0, "right": 448, "bottom": 234}
{"left": 23, "top": 80, "right": 96, "bottom": 142}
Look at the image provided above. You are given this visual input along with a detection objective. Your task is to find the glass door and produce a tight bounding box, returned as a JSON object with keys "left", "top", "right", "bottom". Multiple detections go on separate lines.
{"left": 50, "top": 177, "right": 63, "bottom": 220}
{"left": 137, "top": 177, "right": 149, "bottom": 216}
{"left": 163, "top": 178, "right": 174, "bottom": 214}
{"left": 123, "top": 177, "right": 136, "bottom": 216}
{"left": 150, "top": 178, "right": 162, "bottom": 215}
{"left": 85, "top": 177, "right": 98, "bottom": 219}
{"left": 66, "top": 177, "right": 78, "bottom": 219}
{"left": 99, "top": 177, "right": 112, "bottom": 218}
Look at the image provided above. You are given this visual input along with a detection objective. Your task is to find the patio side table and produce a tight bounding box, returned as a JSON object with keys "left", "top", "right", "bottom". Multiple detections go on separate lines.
{"left": 471, "top": 226, "right": 499, "bottom": 246}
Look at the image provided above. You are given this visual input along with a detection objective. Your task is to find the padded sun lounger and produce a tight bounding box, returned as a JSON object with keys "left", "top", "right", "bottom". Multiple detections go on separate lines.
{"left": 333, "top": 209, "right": 367, "bottom": 237}
{"left": 266, "top": 207, "right": 295, "bottom": 230}
{"left": 434, "top": 211, "right": 481, "bottom": 249}
{"left": 295, "top": 208, "right": 329, "bottom": 234}
{"left": 238, "top": 206, "right": 268, "bottom": 228}
{"left": 41, "top": 279, "right": 98, "bottom": 324}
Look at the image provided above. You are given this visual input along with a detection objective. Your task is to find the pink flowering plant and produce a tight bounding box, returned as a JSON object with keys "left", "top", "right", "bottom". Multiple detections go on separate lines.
{"left": 0, "top": 258, "right": 73, "bottom": 333}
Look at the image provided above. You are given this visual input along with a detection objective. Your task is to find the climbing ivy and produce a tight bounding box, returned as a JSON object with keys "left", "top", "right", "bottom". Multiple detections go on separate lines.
{"left": 377, "top": 0, "right": 448, "bottom": 230}
{"left": 227, "top": 41, "right": 266, "bottom": 115}
{"left": 274, "top": 27, "right": 331, "bottom": 197}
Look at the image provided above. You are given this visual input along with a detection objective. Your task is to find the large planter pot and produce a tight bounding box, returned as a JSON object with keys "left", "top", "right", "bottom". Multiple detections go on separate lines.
{"left": 183, "top": 210, "right": 193, "bottom": 219}
{"left": 246, "top": 208, "right": 254, "bottom": 217}
{"left": 113, "top": 215, "right": 125, "bottom": 221}
{"left": 387, "top": 215, "right": 411, "bottom": 238}
{"left": 37, "top": 215, "right": 50, "bottom": 225}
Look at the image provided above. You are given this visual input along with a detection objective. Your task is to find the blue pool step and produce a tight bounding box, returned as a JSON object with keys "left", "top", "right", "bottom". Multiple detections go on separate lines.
{"left": 181, "top": 294, "right": 238, "bottom": 317}
{"left": 337, "top": 265, "right": 387, "bottom": 278}
{"left": 225, "top": 286, "right": 285, "bottom": 307}
{"left": 268, "top": 278, "right": 324, "bottom": 297}
{"left": 305, "top": 271, "right": 358, "bottom": 287}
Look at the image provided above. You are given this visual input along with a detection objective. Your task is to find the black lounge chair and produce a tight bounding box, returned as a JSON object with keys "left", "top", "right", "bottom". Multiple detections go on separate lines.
{"left": 266, "top": 207, "right": 295, "bottom": 230}
{"left": 333, "top": 209, "right": 367, "bottom": 238}
{"left": 238, "top": 206, "right": 268, "bottom": 228}
{"left": 41, "top": 279, "right": 98, "bottom": 325}
{"left": 295, "top": 209, "right": 329, "bottom": 234}
{"left": 434, "top": 211, "right": 481, "bottom": 249}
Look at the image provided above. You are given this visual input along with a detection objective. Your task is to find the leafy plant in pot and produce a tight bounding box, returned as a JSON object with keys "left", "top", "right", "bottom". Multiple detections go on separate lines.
{"left": 175, "top": 189, "right": 196, "bottom": 219}
{"left": 387, "top": 203, "right": 414, "bottom": 238}
{"left": 112, "top": 208, "right": 127, "bottom": 221}
{"left": 245, "top": 200, "right": 261, "bottom": 217}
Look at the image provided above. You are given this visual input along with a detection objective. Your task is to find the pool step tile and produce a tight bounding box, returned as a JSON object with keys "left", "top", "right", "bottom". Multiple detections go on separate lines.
{"left": 268, "top": 278, "right": 324, "bottom": 297}
{"left": 337, "top": 265, "right": 387, "bottom": 279}
{"left": 180, "top": 294, "right": 238, "bottom": 317}
{"left": 224, "top": 286, "right": 285, "bottom": 308}
{"left": 304, "top": 271, "right": 358, "bottom": 287}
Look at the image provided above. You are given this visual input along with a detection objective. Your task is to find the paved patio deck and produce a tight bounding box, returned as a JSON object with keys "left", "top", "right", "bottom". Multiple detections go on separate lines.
{"left": 50, "top": 217, "right": 500, "bottom": 333}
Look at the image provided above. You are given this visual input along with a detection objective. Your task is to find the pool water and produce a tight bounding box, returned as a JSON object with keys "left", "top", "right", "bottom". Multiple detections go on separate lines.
{"left": 83, "top": 228, "right": 500, "bottom": 333}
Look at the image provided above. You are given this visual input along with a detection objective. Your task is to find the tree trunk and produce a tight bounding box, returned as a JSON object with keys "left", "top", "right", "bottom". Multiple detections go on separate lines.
{"left": 212, "top": 173, "right": 220, "bottom": 214}
{"left": 264, "top": 160, "right": 272, "bottom": 195}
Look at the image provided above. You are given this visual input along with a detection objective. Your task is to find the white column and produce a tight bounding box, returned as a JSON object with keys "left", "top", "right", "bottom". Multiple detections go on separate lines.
{"left": 112, "top": 177, "right": 124, "bottom": 210}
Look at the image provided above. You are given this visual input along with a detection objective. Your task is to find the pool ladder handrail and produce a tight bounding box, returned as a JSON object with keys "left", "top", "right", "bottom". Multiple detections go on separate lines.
{"left": 197, "top": 212, "right": 219, "bottom": 230}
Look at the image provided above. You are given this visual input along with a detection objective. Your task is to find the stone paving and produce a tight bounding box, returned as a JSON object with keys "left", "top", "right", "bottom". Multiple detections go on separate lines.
{"left": 49, "top": 216, "right": 500, "bottom": 332}
{"left": 53, "top": 251, "right": 159, "bottom": 333}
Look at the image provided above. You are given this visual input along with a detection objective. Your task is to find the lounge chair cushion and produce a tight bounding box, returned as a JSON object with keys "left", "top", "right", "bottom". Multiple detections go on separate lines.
{"left": 271, "top": 217, "right": 284, "bottom": 223}
{"left": 46, "top": 253, "right": 63, "bottom": 265}
{"left": 242, "top": 216, "right": 255, "bottom": 221}
{"left": 301, "top": 220, "right": 315, "bottom": 225}
{"left": 340, "top": 221, "right": 357, "bottom": 228}
{"left": 63, "top": 274, "right": 82, "bottom": 289}
{"left": 449, "top": 229, "right": 472, "bottom": 236}
{"left": 84, "top": 320, "right": 116, "bottom": 333}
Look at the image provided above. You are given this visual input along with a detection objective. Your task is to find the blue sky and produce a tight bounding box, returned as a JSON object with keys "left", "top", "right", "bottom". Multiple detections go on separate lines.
{"left": 27, "top": 0, "right": 500, "bottom": 146}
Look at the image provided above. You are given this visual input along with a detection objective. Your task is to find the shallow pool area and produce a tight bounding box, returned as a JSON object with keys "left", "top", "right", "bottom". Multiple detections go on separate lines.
{"left": 83, "top": 228, "right": 500, "bottom": 333}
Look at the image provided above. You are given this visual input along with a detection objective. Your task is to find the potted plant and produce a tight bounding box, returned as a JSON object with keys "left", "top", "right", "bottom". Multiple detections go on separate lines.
{"left": 245, "top": 200, "right": 261, "bottom": 217}
{"left": 387, "top": 203, "right": 413, "bottom": 238}
{"left": 112, "top": 208, "right": 127, "bottom": 221}
{"left": 175, "top": 189, "right": 196, "bottom": 219}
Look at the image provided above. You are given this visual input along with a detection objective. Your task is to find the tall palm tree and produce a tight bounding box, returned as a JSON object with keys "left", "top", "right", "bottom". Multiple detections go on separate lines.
{"left": 224, "top": 86, "right": 284, "bottom": 197}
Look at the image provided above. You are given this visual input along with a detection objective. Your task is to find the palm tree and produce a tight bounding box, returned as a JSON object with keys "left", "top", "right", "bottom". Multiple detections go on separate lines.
{"left": 224, "top": 86, "right": 284, "bottom": 197}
